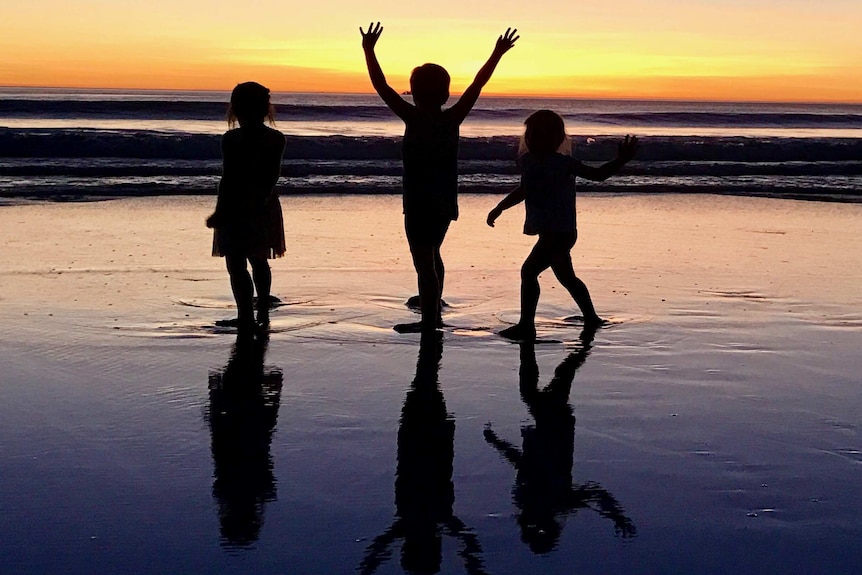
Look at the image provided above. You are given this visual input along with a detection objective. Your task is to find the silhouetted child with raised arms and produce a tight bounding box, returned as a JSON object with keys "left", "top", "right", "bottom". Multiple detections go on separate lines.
{"left": 487, "top": 110, "right": 637, "bottom": 340}
{"left": 360, "top": 22, "right": 519, "bottom": 333}
{"left": 206, "top": 82, "right": 286, "bottom": 332}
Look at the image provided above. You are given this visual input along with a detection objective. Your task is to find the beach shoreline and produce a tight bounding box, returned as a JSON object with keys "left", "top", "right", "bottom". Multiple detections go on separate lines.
{"left": 3, "top": 187, "right": 862, "bottom": 205}
{"left": 3, "top": 92, "right": 862, "bottom": 204}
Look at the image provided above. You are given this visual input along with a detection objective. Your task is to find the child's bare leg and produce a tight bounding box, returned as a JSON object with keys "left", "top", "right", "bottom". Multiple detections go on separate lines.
{"left": 249, "top": 256, "right": 272, "bottom": 323}
{"left": 550, "top": 256, "right": 603, "bottom": 326}
{"left": 509, "top": 260, "right": 542, "bottom": 338}
{"left": 407, "top": 225, "right": 448, "bottom": 314}
{"left": 500, "top": 239, "right": 552, "bottom": 340}
{"left": 434, "top": 246, "right": 445, "bottom": 304}
{"left": 225, "top": 255, "right": 255, "bottom": 328}
{"left": 399, "top": 216, "right": 448, "bottom": 332}
{"left": 396, "top": 245, "right": 440, "bottom": 333}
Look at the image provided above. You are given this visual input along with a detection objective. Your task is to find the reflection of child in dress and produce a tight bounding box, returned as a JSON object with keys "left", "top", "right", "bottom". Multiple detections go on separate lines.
{"left": 487, "top": 110, "right": 637, "bottom": 339}
{"left": 207, "top": 82, "right": 286, "bottom": 332}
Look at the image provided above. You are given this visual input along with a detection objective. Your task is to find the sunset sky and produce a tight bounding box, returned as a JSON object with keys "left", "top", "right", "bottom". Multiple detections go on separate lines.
{"left": 1, "top": 0, "right": 860, "bottom": 102}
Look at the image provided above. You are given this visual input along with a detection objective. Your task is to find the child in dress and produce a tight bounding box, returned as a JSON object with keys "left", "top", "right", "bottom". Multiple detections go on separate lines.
{"left": 360, "top": 22, "right": 519, "bottom": 333}
{"left": 487, "top": 110, "right": 637, "bottom": 339}
{"left": 206, "top": 82, "right": 286, "bottom": 332}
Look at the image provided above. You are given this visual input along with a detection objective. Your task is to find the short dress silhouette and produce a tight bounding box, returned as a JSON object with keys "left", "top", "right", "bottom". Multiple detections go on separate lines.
{"left": 211, "top": 124, "right": 286, "bottom": 259}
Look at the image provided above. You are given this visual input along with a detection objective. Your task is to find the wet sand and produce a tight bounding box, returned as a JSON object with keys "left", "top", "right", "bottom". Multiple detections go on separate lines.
{"left": 1, "top": 193, "right": 861, "bottom": 574}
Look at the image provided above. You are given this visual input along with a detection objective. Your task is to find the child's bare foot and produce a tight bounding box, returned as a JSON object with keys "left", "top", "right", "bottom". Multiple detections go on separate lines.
{"left": 216, "top": 317, "right": 257, "bottom": 332}
{"left": 405, "top": 295, "right": 448, "bottom": 310}
{"left": 254, "top": 295, "right": 283, "bottom": 309}
{"left": 394, "top": 321, "right": 440, "bottom": 334}
{"left": 256, "top": 308, "right": 270, "bottom": 329}
{"left": 499, "top": 323, "right": 536, "bottom": 341}
{"left": 584, "top": 315, "right": 608, "bottom": 328}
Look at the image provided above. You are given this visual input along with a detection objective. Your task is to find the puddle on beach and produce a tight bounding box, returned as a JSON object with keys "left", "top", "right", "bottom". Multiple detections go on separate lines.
{"left": 4, "top": 312, "right": 860, "bottom": 574}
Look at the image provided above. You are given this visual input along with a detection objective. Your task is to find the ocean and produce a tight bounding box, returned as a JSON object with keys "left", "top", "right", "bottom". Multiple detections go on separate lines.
{"left": 1, "top": 87, "right": 861, "bottom": 201}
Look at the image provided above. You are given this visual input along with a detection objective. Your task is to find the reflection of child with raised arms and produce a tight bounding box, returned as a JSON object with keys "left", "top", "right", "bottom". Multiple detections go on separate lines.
{"left": 487, "top": 110, "right": 637, "bottom": 339}
{"left": 360, "top": 22, "right": 519, "bottom": 333}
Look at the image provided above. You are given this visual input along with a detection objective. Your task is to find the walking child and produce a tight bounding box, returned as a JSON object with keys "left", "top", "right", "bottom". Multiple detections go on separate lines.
{"left": 206, "top": 82, "right": 286, "bottom": 332}
{"left": 487, "top": 110, "right": 637, "bottom": 339}
{"left": 360, "top": 22, "right": 519, "bottom": 333}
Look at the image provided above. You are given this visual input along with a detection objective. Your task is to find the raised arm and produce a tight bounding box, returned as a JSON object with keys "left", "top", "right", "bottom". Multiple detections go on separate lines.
{"left": 572, "top": 135, "right": 638, "bottom": 182}
{"left": 449, "top": 28, "right": 519, "bottom": 124}
{"left": 575, "top": 482, "right": 638, "bottom": 538}
{"left": 445, "top": 517, "right": 491, "bottom": 575}
{"left": 483, "top": 424, "right": 523, "bottom": 468}
{"left": 487, "top": 184, "right": 525, "bottom": 227}
{"left": 360, "top": 22, "right": 413, "bottom": 120}
{"left": 358, "top": 522, "right": 402, "bottom": 575}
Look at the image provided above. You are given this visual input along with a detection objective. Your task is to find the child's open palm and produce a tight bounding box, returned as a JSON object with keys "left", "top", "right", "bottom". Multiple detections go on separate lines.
{"left": 618, "top": 135, "right": 639, "bottom": 162}
{"left": 494, "top": 28, "right": 520, "bottom": 55}
{"left": 360, "top": 22, "right": 383, "bottom": 51}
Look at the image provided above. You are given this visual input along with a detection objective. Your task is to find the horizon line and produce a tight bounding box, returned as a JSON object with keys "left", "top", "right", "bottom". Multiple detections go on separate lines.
{"left": 1, "top": 85, "right": 861, "bottom": 106}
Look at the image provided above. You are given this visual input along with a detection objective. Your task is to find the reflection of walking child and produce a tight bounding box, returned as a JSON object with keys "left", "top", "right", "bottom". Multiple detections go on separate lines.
{"left": 360, "top": 22, "right": 519, "bottom": 333}
{"left": 207, "top": 82, "right": 286, "bottom": 332}
{"left": 483, "top": 330, "right": 636, "bottom": 554}
{"left": 487, "top": 110, "right": 637, "bottom": 340}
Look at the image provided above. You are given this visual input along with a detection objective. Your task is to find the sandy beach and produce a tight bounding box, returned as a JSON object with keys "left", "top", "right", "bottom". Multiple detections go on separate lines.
{"left": 1, "top": 193, "right": 861, "bottom": 574}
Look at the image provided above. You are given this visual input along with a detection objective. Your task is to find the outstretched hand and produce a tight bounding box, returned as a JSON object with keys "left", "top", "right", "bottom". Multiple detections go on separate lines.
{"left": 618, "top": 135, "right": 639, "bottom": 163}
{"left": 360, "top": 22, "right": 383, "bottom": 51}
{"left": 494, "top": 28, "right": 519, "bottom": 55}
{"left": 487, "top": 207, "right": 502, "bottom": 227}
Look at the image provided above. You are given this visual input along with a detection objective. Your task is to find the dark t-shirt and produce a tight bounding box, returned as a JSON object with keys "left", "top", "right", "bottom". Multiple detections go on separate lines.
{"left": 401, "top": 109, "right": 461, "bottom": 221}
{"left": 520, "top": 152, "right": 585, "bottom": 235}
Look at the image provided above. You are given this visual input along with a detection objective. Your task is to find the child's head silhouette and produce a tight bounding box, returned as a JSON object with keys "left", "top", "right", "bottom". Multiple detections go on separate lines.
{"left": 520, "top": 109, "right": 571, "bottom": 157}
{"left": 228, "top": 81, "right": 275, "bottom": 127}
{"left": 518, "top": 512, "right": 563, "bottom": 555}
{"left": 409, "top": 63, "right": 450, "bottom": 109}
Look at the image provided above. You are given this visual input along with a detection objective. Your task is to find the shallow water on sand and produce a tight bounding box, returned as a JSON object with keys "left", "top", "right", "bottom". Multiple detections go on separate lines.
{"left": 1, "top": 194, "right": 861, "bottom": 574}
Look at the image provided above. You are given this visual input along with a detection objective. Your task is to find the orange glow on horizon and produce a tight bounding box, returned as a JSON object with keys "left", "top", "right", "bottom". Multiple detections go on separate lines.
{"left": 3, "top": 70, "right": 859, "bottom": 105}
{"left": 1, "top": 0, "right": 861, "bottom": 104}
